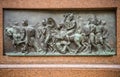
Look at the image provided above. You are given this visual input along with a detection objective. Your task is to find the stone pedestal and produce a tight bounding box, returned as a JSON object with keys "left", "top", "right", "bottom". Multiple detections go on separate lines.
{"left": 0, "top": 0, "right": 120, "bottom": 77}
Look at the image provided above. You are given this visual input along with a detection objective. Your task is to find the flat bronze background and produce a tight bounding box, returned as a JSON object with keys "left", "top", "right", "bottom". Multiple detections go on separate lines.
{"left": 0, "top": 0, "right": 120, "bottom": 77}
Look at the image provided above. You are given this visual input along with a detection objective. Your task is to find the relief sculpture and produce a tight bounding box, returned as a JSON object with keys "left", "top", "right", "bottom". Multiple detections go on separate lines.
{"left": 4, "top": 10, "right": 116, "bottom": 56}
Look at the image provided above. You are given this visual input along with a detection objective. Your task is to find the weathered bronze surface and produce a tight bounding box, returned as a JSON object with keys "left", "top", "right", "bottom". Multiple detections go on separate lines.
{"left": 3, "top": 9, "right": 116, "bottom": 56}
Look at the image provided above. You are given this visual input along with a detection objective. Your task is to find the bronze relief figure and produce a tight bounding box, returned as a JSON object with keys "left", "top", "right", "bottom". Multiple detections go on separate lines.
{"left": 4, "top": 10, "right": 116, "bottom": 56}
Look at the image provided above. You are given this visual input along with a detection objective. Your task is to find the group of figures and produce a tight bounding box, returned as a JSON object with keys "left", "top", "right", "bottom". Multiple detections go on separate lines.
{"left": 5, "top": 13, "right": 114, "bottom": 55}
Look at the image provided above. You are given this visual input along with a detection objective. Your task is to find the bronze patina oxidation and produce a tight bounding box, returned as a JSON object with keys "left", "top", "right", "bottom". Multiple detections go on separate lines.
{"left": 4, "top": 10, "right": 116, "bottom": 56}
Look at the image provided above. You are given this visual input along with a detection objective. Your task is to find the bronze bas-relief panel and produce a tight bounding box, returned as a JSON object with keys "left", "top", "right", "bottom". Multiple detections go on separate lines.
{"left": 3, "top": 9, "right": 116, "bottom": 56}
